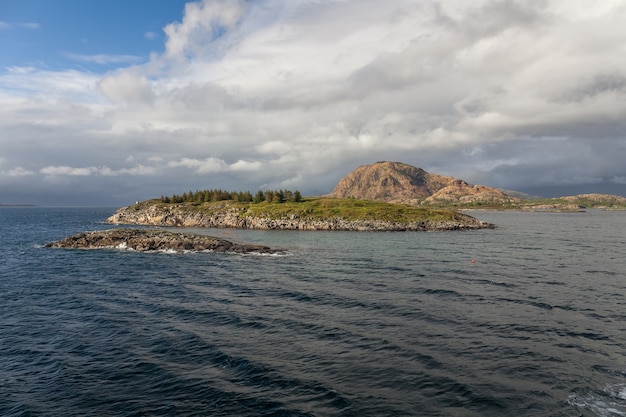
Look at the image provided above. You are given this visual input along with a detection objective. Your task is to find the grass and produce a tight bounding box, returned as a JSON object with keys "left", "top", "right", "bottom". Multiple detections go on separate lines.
{"left": 139, "top": 197, "right": 464, "bottom": 222}
{"left": 133, "top": 194, "right": 626, "bottom": 221}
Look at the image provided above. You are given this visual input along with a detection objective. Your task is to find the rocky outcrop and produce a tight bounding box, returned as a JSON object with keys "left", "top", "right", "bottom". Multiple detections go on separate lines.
{"left": 106, "top": 203, "right": 494, "bottom": 231}
{"left": 45, "top": 229, "right": 278, "bottom": 254}
{"left": 327, "top": 161, "right": 518, "bottom": 205}
{"left": 560, "top": 193, "right": 626, "bottom": 206}
{"left": 106, "top": 202, "right": 246, "bottom": 228}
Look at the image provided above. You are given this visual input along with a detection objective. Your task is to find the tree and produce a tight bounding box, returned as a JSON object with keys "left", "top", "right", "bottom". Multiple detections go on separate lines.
{"left": 284, "top": 189, "right": 294, "bottom": 202}
{"left": 253, "top": 190, "right": 265, "bottom": 203}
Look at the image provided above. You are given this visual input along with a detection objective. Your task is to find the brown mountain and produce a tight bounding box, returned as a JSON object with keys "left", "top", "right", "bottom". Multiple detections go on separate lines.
{"left": 327, "top": 161, "right": 518, "bottom": 205}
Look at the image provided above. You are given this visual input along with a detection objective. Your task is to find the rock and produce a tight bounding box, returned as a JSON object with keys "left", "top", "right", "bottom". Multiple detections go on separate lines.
{"left": 326, "top": 161, "right": 519, "bottom": 205}
{"left": 106, "top": 204, "right": 494, "bottom": 231}
{"left": 45, "top": 229, "right": 278, "bottom": 254}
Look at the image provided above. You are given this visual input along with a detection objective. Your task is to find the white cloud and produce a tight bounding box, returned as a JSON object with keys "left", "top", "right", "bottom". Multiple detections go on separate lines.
{"left": 162, "top": 0, "right": 248, "bottom": 60}
{"left": 117, "top": 165, "right": 158, "bottom": 176}
{"left": 2, "top": 0, "right": 626, "bottom": 204}
{"left": 230, "top": 159, "right": 262, "bottom": 171}
{"left": 64, "top": 52, "right": 144, "bottom": 65}
{"left": 168, "top": 157, "right": 229, "bottom": 174}
{"left": 18, "top": 22, "right": 40, "bottom": 29}
{"left": 98, "top": 70, "right": 155, "bottom": 104}
{"left": 0, "top": 66, "right": 101, "bottom": 103}
{"left": 39, "top": 165, "right": 158, "bottom": 177}
{"left": 0, "top": 21, "right": 40, "bottom": 30}
{"left": 40, "top": 166, "right": 100, "bottom": 176}
{"left": 6, "top": 167, "right": 36, "bottom": 177}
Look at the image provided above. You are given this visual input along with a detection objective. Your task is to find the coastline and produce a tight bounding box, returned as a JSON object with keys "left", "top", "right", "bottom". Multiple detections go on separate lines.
{"left": 105, "top": 201, "right": 495, "bottom": 232}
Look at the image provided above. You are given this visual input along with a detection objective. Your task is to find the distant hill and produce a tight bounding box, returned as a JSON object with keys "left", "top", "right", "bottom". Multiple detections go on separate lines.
{"left": 327, "top": 161, "right": 518, "bottom": 206}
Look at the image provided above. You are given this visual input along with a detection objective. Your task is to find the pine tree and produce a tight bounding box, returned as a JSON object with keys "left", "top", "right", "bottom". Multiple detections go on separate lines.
{"left": 284, "top": 190, "right": 294, "bottom": 202}
{"left": 253, "top": 190, "right": 264, "bottom": 203}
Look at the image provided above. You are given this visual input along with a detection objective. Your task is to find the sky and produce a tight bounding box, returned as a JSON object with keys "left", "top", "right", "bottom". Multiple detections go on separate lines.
{"left": 2, "top": 0, "right": 626, "bottom": 206}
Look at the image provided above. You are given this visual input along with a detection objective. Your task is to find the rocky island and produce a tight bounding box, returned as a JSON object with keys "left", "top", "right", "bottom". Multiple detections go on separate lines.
{"left": 45, "top": 228, "right": 278, "bottom": 254}
{"left": 100, "top": 160, "right": 626, "bottom": 234}
{"left": 103, "top": 162, "right": 501, "bottom": 231}
{"left": 327, "top": 161, "right": 626, "bottom": 211}
{"left": 106, "top": 198, "right": 494, "bottom": 231}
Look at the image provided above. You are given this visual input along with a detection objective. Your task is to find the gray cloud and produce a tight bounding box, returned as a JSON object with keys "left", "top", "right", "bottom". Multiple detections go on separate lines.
{"left": 1, "top": 0, "right": 626, "bottom": 205}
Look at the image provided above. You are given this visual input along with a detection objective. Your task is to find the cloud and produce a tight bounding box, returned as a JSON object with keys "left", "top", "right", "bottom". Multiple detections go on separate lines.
{"left": 39, "top": 164, "right": 158, "bottom": 177}
{"left": 98, "top": 70, "right": 155, "bottom": 104}
{"left": 19, "top": 22, "right": 40, "bottom": 29}
{"left": 2, "top": 0, "right": 626, "bottom": 204}
{"left": 40, "top": 166, "right": 101, "bottom": 176}
{"left": 5, "top": 167, "right": 36, "bottom": 177}
{"left": 230, "top": 159, "right": 262, "bottom": 172}
{"left": 64, "top": 52, "right": 144, "bottom": 65}
{"left": 168, "top": 157, "right": 229, "bottom": 174}
{"left": 162, "top": 0, "right": 248, "bottom": 60}
{"left": 0, "top": 66, "right": 100, "bottom": 102}
{"left": 0, "top": 21, "right": 40, "bottom": 30}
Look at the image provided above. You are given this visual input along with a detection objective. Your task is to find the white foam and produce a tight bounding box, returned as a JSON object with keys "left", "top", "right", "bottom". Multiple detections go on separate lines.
{"left": 568, "top": 384, "right": 626, "bottom": 417}
{"left": 238, "top": 250, "right": 290, "bottom": 257}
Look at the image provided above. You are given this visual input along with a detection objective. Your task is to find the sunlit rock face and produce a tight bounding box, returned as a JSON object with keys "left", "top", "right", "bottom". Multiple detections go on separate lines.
{"left": 327, "top": 161, "right": 518, "bottom": 206}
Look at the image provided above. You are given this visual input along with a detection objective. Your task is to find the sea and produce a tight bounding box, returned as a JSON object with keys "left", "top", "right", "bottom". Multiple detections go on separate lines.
{"left": 1, "top": 207, "right": 624, "bottom": 417}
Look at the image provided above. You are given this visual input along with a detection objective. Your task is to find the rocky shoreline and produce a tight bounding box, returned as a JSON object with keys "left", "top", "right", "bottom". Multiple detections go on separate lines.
{"left": 106, "top": 203, "right": 494, "bottom": 231}
{"left": 45, "top": 229, "right": 279, "bottom": 254}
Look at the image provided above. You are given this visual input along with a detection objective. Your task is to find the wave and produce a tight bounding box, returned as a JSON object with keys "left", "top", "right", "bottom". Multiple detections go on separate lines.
{"left": 568, "top": 382, "right": 626, "bottom": 417}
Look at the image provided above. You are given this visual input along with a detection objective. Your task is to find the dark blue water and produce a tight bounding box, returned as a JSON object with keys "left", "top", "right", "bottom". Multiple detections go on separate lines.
{"left": 1, "top": 207, "right": 625, "bottom": 416}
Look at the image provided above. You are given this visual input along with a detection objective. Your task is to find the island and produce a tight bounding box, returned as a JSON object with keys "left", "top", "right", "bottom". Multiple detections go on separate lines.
{"left": 105, "top": 197, "right": 495, "bottom": 231}
{"left": 45, "top": 228, "right": 279, "bottom": 254}
{"left": 326, "top": 161, "right": 626, "bottom": 211}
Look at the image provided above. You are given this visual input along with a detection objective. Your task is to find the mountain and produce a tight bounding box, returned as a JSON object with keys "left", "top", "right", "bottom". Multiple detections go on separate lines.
{"left": 326, "top": 161, "right": 518, "bottom": 206}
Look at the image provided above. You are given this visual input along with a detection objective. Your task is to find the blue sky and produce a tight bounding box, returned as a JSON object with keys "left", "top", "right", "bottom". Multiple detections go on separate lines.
{"left": 2, "top": 0, "right": 626, "bottom": 205}
{"left": 0, "top": 0, "right": 188, "bottom": 71}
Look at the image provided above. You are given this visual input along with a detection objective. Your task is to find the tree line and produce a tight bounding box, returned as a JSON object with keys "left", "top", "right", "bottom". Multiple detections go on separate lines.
{"left": 161, "top": 188, "right": 303, "bottom": 204}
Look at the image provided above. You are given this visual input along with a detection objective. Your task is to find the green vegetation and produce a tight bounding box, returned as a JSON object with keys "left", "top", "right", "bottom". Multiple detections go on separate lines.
{"left": 142, "top": 196, "right": 465, "bottom": 223}
{"left": 243, "top": 198, "right": 465, "bottom": 222}
{"left": 160, "top": 188, "right": 302, "bottom": 204}
{"left": 135, "top": 187, "right": 625, "bottom": 230}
